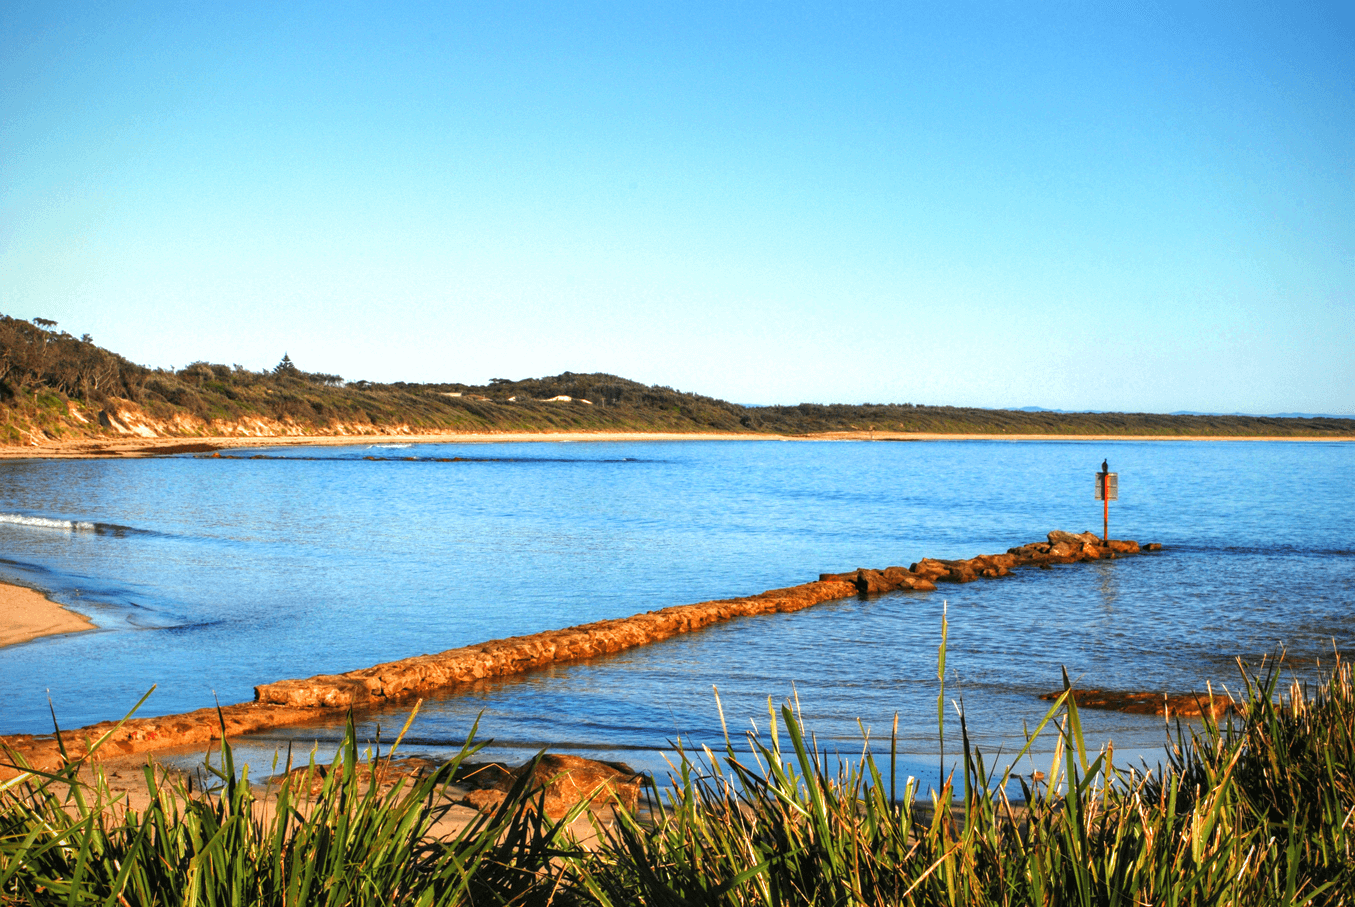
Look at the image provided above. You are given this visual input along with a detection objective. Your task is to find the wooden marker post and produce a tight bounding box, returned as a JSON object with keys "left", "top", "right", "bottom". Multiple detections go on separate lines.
{"left": 1095, "top": 464, "right": 1118, "bottom": 542}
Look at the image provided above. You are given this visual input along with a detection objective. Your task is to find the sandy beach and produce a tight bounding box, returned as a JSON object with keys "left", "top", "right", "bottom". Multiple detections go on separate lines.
{"left": 0, "top": 431, "right": 770, "bottom": 459}
{"left": 0, "top": 429, "right": 1347, "bottom": 460}
{"left": 0, "top": 580, "right": 95, "bottom": 648}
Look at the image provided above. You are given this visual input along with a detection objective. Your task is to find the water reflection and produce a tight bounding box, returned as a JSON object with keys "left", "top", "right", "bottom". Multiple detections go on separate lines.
{"left": 1094, "top": 559, "right": 1120, "bottom": 612}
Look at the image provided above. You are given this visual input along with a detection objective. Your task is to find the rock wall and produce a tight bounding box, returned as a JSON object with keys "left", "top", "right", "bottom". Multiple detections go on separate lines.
{"left": 0, "top": 702, "right": 323, "bottom": 778}
{"left": 253, "top": 578, "right": 861, "bottom": 709}
{"left": 255, "top": 530, "right": 1157, "bottom": 710}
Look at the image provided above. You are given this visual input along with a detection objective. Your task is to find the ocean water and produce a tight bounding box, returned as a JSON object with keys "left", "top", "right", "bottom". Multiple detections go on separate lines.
{"left": 1, "top": 439, "right": 1352, "bottom": 780}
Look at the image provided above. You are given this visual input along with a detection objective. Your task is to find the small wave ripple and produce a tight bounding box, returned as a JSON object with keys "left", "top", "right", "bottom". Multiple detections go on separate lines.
{"left": 0, "top": 512, "right": 148, "bottom": 536}
{"left": 0, "top": 513, "right": 96, "bottom": 532}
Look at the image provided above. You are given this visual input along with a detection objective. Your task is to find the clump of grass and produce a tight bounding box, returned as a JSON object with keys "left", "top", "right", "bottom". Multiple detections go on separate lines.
{"left": 572, "top": 655, "right": 1355, "bottom": 906}
{"left": 0, "top": 703, "right": 585, "bottom": 905}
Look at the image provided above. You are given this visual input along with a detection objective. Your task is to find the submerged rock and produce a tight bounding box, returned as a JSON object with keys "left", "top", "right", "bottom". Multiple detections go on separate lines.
{"left": 1039, "top": 688, "right": 1236, "bottom": 720}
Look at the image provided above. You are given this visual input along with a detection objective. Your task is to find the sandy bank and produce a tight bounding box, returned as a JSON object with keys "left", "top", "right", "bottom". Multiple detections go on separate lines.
{"left": 0, "top": 580, "right": 95, "bottom": 647}
{"left": 1, "top": 429, "right": 1347, "bottom": 459}
{"left": 0, "top": 431, "right": 775, "bottom": 459}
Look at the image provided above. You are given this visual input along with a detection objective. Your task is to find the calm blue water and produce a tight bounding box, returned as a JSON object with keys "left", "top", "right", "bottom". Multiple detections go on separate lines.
{"left": 1, "top": 440, "right": 1352, "bottom": 779}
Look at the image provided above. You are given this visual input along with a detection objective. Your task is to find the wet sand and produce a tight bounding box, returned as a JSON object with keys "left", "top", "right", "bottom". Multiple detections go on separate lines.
{"left": 0, "top": 581, "right": 95, "bottom": 648}
{"left": 1, "top": 429, "right": 1346, "bottom": 459}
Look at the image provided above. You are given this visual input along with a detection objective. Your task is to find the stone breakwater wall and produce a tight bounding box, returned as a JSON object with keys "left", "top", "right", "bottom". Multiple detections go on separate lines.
{"left": 1, "top": 531, "right": 1161, "bottom": 777}
{"left": 253, "top": 530, "right": 1157, "bottom": 711}
{"left": 252, "top": 578, "right": 859, "bottom": 709}
{"left": 827, "top": 530, "right": 1155, "bottom": 594}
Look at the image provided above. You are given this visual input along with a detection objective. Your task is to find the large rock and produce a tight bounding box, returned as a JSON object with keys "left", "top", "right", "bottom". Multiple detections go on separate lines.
{"left": 454, "top": 754, "right": 645, "bottom": 819}
{"left": 881, "top": 566, "right": 911, "bottom": 584}
{"left": 853, "top": 568, "right": 897, "bottom": 594}
{"left": 908, "top": 558, "right": 950, "bottom": 580}
{"left": 260, "top": 675, "right": 374, "bottom": 708}
{"left": 278, "top": 755, "right": 441, "bottom": 798}
{"left": 818, "top": 567, "right": 936, "bottom": 594}
{"left": 884, "top": 566, "right": 937, "bottom": 591}
{"left": 274, "top": 752, "right": 645, "bottom": 820}
{"left": 1047, "top": 530, "right": 1078, "bottom": 544}
{"left": 968, "top": 554, "right": 1015, "bottom": 577}
{"left": 937, "top": 560, "right": 978, "bottom": 583}
{"left": 1006, "top": 544, "right": 1049, "bottom": 567}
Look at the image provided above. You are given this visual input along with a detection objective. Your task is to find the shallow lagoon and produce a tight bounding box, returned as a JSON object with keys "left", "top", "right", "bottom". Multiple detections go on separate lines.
{"left": 1, "top": 439, "right": 1351, "bottom": 778}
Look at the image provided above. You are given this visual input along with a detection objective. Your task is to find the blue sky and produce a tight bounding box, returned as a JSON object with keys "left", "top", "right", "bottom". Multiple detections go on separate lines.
{"left": 2, "top": 2, "right": 1352, "bottom": 413}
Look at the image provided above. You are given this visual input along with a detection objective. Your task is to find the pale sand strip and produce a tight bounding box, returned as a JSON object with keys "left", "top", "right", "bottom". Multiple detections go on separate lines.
{"left": 0, "top": 581, "right": 95, "bottom": 647}
{"left": 2, "top": 429, "right": 1350, "bottom": 459}
{"left": 0, "top": 431, "right": 773, "bottom": 459}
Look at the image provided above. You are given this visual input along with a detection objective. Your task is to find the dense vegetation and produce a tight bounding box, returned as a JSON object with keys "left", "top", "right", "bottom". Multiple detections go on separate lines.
{"left": 3, "top": 313, "right": 1352, "bottom": 444}
{"left": 3, "top": 650, "right": 1352, "bottom": 904}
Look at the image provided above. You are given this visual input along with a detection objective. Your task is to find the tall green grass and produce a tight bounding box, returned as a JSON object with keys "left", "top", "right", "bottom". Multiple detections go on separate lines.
{"left": 0, "top": 704, "right": 586, "bottom": 905}
{"left": 4, "top": 654, "right": 1353, "bottom": 905}
{"left": 574, "top": 656, "right": 1354, "bottom": 906}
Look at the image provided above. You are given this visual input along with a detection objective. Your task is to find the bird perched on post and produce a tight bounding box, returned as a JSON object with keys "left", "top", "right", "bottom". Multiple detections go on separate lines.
{"left": 1101, "top": 459, "right": 1109, "bottom": 474}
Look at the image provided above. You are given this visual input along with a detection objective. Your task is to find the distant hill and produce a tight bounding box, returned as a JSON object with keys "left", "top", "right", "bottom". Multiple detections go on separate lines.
{"left": 2, "top": 313, "right": 1353, "bottom": 444}
{"left": 1169, "top": 410, "right": 1352, "bottom": 419}
{"left": 1022, "top": 405, "right": 1353, "bottom": 419}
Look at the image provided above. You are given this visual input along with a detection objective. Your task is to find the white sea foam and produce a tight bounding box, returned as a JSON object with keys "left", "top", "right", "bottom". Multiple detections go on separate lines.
{"left": 0, "top": 512, "right": 97, "bottom": 532}
{"left": 369, "top": 443, "right": 412, "bottom": 449}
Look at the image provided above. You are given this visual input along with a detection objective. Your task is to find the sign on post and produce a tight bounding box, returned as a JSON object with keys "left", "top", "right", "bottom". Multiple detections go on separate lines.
{"left": 1095, "top": 466, "right": 1117, "bottom": 542}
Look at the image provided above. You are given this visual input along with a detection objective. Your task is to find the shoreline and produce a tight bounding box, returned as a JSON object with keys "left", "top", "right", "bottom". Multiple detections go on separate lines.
{"left": 1, "top": 429, "right": 1350, "bottom": 459}
{"left": 0, "top": 580, "right": 96, "bottom": 648}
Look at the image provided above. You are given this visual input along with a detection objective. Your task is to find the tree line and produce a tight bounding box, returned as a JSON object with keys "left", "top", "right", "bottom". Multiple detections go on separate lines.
{"left": 1, "top": 313, "right": 1352, "bottom": 440}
